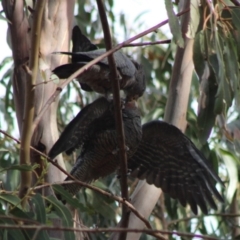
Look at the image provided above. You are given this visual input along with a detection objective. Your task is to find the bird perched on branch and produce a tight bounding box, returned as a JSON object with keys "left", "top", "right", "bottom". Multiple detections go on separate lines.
{"left": 49, "top": 97, "right": 224, "bottom": 214}
{"left": 128, "top": 120, "right": 224, "bottom": 215}
{"left": 52, "top": 26, "right": 146, "bottom": 100}
{"left": 49, "top": 97, "right": 142, "bottom": 195}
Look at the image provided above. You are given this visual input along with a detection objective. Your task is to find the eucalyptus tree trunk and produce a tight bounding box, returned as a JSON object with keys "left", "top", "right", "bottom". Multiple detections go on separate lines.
{"left": 2, "top": 0, "right": 75, "bottom": 238}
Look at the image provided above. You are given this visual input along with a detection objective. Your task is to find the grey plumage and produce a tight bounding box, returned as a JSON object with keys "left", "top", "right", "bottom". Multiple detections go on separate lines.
{"left": 52, "top": 26, "right": 146, "bottom": 99}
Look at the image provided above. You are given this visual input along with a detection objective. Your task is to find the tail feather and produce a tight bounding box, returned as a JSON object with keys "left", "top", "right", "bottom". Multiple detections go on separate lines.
{"left": 63, "top": 156, "right": 89, "bottom": 196}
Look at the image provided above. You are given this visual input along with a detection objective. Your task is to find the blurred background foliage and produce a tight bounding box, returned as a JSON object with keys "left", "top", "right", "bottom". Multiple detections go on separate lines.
{"left": 0, "top": 0, "right": 240, "bottom": 239}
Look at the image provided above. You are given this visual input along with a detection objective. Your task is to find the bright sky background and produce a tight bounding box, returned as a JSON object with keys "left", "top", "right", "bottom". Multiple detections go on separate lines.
{"left": 114, "top": 0, "right": 168, "bottom": 27}
{"left": 114, "top": 0, "right": 169, "bottom": 39}
{"left": 0, "top": 0, "right": 169, "bottom": 62}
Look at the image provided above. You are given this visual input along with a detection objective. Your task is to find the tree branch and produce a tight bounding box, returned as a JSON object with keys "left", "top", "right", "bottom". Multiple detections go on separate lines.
{"left": 96, "top": 1, "right": 130, "bottom": 238}
{"left": 19, "top": 0, "right": 46, "bottom": 205}
{"left": 0, "top": 224, "right": 219, "bottom": 240}
{"left": 123, "top": 40, "right": 171, "bottom": 47}
{"left": 164, "top": 1, "right": 192, "bottom": 128}
{"left": 230, "top": 0, "right": 240, "bottom": 6}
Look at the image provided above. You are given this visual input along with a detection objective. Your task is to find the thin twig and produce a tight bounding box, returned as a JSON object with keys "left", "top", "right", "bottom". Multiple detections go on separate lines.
{"left": 96, "top": 1, "right": 130, "bottom": 239}
{"left": 168, "top": 213, "right": 240, "bottom": 226}
{"left": 32, "top": 8, "right": 189, "bottom": 133}
{"left": 0, "top": 129, "right": 152, "bottom": 230}
{"left": 0, "top": 215, "right": 41, "bottom": 225}
{"left": 230, "top": 0, "right": 240, "bottom": 6}
{"left": 0, "top": 224, "right": 220, "bottom": 240}
{"left": 19, "top": 0, "right": 46, "bottom": 205}
{"left": 123, "top": 40, "right": 171, "bottom": 47}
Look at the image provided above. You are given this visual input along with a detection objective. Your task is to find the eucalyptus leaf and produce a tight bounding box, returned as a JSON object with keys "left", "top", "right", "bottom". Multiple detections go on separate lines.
{"left": 0, "top": 193, "right": 22, "bottom": 208}
{"left": 186, "top": 0, "right": 200, "bottom": 38}
{"left": 218, "top": 148, "right": 238, "bottom": 202}
{"left": 46, "top": 195, "right": 75, "bottom": 240}
{"left": 232, "top": 8, "right": 240, "bottom": 31}
{"left": 164, "top": 0, "right": 184, "bottom": 47}
{"left": 0, "top": 163, "right": 39, "bottom": 173}
{"left": 53, "top": 185, "right": 87, "bottom": 211}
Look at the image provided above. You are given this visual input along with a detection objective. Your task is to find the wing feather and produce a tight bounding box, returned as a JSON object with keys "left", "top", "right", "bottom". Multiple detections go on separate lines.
{"left": 129, "top": 120, "right": 224, "bottom": 214}
{"left": 48, "top": 97, "right": 110, "bottom": 159}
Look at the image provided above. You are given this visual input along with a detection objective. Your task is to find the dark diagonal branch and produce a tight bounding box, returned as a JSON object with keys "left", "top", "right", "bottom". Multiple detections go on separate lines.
{"left": 123, "top": 40, "right": 171, "bottom": 47}
{"left": 230, "top": 0, "right": 240, "bottom": 6}
{"left": 0, "top": 224, "right": 219, "bottom": 240}
{"left": 96, "top": 1, "right": 130, "bottom": 238}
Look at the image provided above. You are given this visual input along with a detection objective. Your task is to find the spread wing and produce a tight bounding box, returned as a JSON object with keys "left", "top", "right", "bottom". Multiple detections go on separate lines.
{"left": 128, "top": 120, "right": 224, "bottom": 214}
{"left": 48, "top": 97, "right": 110, "bottom": 159}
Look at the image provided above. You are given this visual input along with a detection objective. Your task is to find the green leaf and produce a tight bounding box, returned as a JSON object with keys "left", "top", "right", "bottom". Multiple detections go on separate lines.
{"left": 164, "top": 0, "right": 184, "bottom": 47}
{"left": 32, "top": 193, "right": 46, "bottom": 223}
{"left": 193, "top": 31, "right": 205, "bottom": 78}
{"left": 46, "top": 195, "right": 75, "bottom": 240}
{"left": 218, "top": 148, "right": 238, "bottom": 202}
{"left": 0, "top": 224, "right": 27, "bottom": 240}
{"left": 226, "top": 37, "right": 240, "bottom": 107}
{"left": 9, "top": 208, "right": 36, "bottom": 239}
{"left": 52, "top": 185, "right": 86, "bottom": 211}
{"left": 0, "top": 148, "right": 9, "bottom": 152}
{"left": 186, "top": 0, "right": 200, "bottom": 38}
{"left": 10, "top": 207, "right": 34, "bottom": 220}
{"left": 31, "top": 194, "right": 50, "bottom": 240}
{"left": 223, "top": 38, "right": 237, "bottom": 106}
{"left": 0, "top": 193, "right": 22, "bottom": 208}
{"left": 90, "top": 190, "right": 116, "bottom": 220}
{"left": 197, "top": 58, "right": 218, "bottom": 143}
{"left": 231, "top": 8, "right": 240, "bottom": 31}
{"left": 0, "top": 210, "right": 30, "bottom": 240}
{"left": 0, "top": 163, "right": 39, "bottom": 173}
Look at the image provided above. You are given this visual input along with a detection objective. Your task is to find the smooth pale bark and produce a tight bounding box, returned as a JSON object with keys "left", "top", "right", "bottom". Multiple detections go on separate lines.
{"left": 32, "top": 1, "right": 75, "bottom": 239}
{"left": 127, "top": 182, "right": 162, "bottom": 240}
{"left": 164, "top": 38, "right": 194, "bottom": 130}
{"left": 3, "top": 0, "right": 74, "bottom": 189}
{"left": 3, "top": 1, "right": 76, "bottom": 239}
{"left": 33, "top": 0, "right": 75, "bottom": 188}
